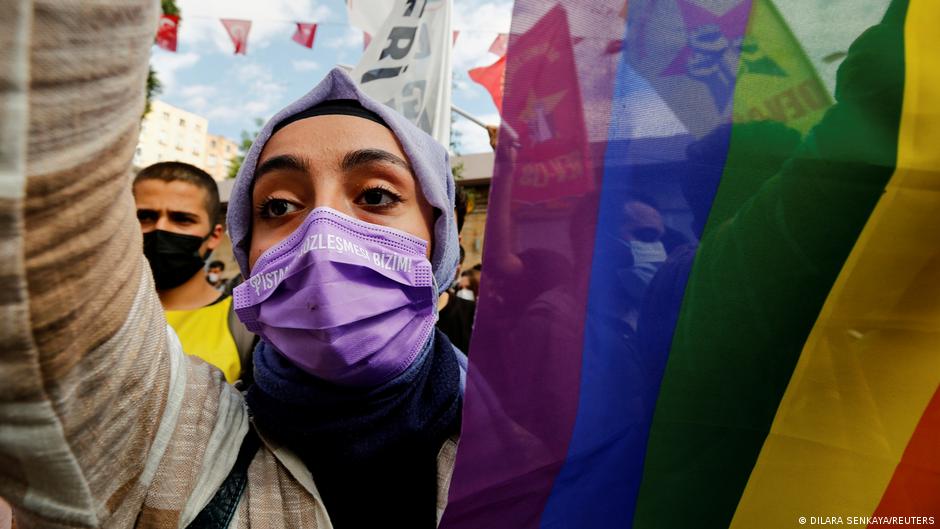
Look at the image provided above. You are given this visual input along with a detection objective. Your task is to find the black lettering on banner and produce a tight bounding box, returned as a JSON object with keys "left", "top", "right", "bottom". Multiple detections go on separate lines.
{"left": 413, "top": 23, "right": 431, "bottom": 60}
{"left": 380, "top": 27, "right": 418, "bottom": 60}
{"left": 400, "top": 80, "right": 426, "bottom": 120}
{"left": 362, "top": 66, "right": 404, "bottom": 84}
{"left": 402, "top": 0, "right": 427, "bottom": 18}
{"left": 415, "top": 111, "right": 431, "bottom": 133}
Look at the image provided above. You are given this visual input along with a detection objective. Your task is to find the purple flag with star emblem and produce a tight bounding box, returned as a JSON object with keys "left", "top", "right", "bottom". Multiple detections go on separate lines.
{"left": 629, "top": 0, "right": 752, "bottom": 137}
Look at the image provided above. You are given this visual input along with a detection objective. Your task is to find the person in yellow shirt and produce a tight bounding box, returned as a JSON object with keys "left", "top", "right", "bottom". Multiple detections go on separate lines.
{"left": 133, "top": 162, "right": 255, "bottom": 384}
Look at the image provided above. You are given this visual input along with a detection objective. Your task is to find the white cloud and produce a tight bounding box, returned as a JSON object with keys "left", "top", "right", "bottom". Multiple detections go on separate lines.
{"left": 291, "top": 59, "right": 320, "bottom": 72}
{"left": 204, "top": 106, "right": 243, "bottom": 122}
{"left": 176, "top": 0, "right": 332, "bottom": 54}
{"left": 180, "top": 84, "right": 216, "bottom": 98}
{"left": 235, "top": 62, "right": 266, "bottom": 83}
{"left": 151, "top": 51, "right": 200, "bottom": 94}
{"left": 178, "top": 84, "right": 217, "bottom": 114}
{"left": 453, "top": 77, "right": 479, "bottom": 98}
{"left": 453, "top": 112, "right": 500, "bottom": 154}
{"left": 201, "top": 61, "right": 287, "bottom": 126}
{"left": 326, "top": 25, "right": 365, "bottom": 50}
{"left": 451, "top": 1, "right": 513, "bottom": 73}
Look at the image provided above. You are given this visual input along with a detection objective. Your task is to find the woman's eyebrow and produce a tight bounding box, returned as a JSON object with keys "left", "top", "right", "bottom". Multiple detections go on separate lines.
{"left": 255, "top": 154, "right": 310, "bottom": 180}
{"left": 341, "top": 148, "right": 411, "bottom": 173}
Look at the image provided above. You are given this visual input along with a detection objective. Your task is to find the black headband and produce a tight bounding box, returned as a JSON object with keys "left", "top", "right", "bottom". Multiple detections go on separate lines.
{"left": 272, "top": 99, "right": 391, "bottom": 134}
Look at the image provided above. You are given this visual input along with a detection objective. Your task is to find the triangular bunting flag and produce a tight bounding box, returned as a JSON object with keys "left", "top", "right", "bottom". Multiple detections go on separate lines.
{"left": 155, "top": 14, "right": 180, "bottom": 52}
{"left": 489, "top": 33, "right": 509, "bottom": 57}
{"left": 468, "top": 54, "right": 506, "bottom": 112}
{"left": 220, "top": 19, "right": 251, "bottom": 55}
{"left": 453, "top": 30, "right": 460, "bottom": 46}
{"left": 293, "top": 23, "right": 317, "bottom": 48}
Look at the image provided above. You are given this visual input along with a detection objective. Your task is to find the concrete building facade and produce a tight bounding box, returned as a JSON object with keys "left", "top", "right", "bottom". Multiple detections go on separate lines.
{"left": 204, "top": 134, "right": 239, "bottom": 182}
{"left": 134, "top": 100, "right": 238, "bottom": 182}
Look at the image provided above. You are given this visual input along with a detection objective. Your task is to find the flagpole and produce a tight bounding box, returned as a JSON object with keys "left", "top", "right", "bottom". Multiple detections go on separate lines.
{"left": 451, "top": 105, "right": 488, "bottom": 129}
{"left": 452, "top": 105, "right": 517, "bottom": 146}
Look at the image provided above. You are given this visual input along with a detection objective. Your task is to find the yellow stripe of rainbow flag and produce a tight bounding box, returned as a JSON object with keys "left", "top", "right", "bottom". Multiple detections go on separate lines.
{"left": 730, "top": 1, "right": 940, "bottom": 526}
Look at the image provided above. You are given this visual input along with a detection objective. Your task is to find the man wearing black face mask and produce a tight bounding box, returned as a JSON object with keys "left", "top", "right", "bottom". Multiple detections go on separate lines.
{"left": 133, "top": 162, "right": 255, "bottom": 385}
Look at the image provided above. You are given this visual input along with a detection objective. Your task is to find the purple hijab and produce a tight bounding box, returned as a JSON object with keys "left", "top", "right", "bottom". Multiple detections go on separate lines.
{"left": 227, "top": 67, "right": 459, "bottom": 295}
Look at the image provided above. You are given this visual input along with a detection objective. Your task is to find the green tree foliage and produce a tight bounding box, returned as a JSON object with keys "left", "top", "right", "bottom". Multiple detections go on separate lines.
{"left": 144, "top": 67, "right": 162, "bottom": 119}
{"left": 228, "top": 118, "right": 265, "bottom": 179}
{"left": 161, "top": 0, "right": 179, "bottom": 16}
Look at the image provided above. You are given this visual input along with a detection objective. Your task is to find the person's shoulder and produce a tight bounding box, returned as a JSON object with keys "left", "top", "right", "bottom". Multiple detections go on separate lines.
{"left": 452, "top": 296, "right": 476, "bottom": 313}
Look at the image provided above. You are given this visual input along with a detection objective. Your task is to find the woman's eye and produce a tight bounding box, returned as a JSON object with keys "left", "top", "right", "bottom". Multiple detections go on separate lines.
{"left": 260, "top": 198, "right": 299, "bottom": 218}
{"left": 358, "top": 188, "right": 401, "bottom": 207}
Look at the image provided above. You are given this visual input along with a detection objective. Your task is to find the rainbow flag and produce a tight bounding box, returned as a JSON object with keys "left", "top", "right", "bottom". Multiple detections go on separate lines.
{"left": 442, "top": 0, "right": 940, "bottom": 528}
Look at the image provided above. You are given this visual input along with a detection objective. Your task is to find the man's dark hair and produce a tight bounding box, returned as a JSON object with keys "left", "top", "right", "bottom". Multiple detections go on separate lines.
{"left": 472, "top": 263, "right": 482, "bottom": 272}
{"left": 459, "top": 245, "right": 466, "bottom": 265}
{"left": 208, "top": 260, "right": 225, "bottom": 270}
{"left": 455, "top": 186, "right": 468, "bottom": 234}
{"left": 134, "top": 162, "right": 222, "bottom": 226}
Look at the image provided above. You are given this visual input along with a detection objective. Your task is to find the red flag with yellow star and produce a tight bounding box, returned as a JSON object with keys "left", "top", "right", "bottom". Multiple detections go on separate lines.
{"left": 500, "top": 5, "right": 592, "bottom": 204}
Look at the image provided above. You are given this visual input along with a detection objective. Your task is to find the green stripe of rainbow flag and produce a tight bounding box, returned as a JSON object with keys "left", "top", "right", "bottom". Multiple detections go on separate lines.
{"left": 634, "top": 0, "right": 940, "bottom": 527}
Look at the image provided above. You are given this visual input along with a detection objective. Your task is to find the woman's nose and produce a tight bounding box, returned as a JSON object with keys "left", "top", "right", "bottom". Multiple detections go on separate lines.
{"left": 310, "top": 180, "right": 353, "bottom": 215}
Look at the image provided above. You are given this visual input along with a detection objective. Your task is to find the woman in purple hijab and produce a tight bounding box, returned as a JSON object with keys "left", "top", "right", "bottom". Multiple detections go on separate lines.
{"left": 223, "top": 68, "right": 466, "bottom": 529}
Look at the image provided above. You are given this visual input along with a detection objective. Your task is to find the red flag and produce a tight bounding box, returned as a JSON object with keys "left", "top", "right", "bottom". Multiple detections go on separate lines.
{"left": 489, "top": 33, "right": 509, "bottom": 57}
{"left": 500, "top": 5, "right": 592, "bottom": 204}
{"left": 363, "top": 32, "right": 371, "bottom": 50}
{"left": 220, "top": 19, "right": 251, "bottom": 55}
{"left": 468, "top": 55, "right": 506, "bottom": 113}
{"left": 292, "top": 22, "right": 317, "bottom": 48}
{"left": 453, "top": 30, "right": 460, "bottom": 46}
{"left": 155, "top": 14, "right": 179, "bottom": 52}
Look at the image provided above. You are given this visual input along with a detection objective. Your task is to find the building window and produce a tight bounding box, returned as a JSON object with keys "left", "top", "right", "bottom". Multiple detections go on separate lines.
{"left": 162, "top": 111, "right": 170, "bottom": 121}
{"left": 211, "top": 139, "right": 217, "bottom": 149}
{"left": 195, "top": 123, "right": 201, "bottom": 132}
{"left": 158, "top": 131, "right": 167, "bottom": 145}
{"left": 179, "top": 118, "right": 186, "bottom": 127}
{"left": 207, "top": 155, "right": 217, "bottom": 167}
{"left": 225, "top": 145, "right": 232, "bottom": 153}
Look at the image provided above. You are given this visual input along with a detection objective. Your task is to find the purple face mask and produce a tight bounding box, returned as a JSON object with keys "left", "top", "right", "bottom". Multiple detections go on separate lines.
{"left": 233, "top": 207, "right": 437, "bottom": 387}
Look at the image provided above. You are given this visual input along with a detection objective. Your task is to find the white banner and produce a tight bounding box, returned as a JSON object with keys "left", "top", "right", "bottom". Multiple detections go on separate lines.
{"left": 351, "top": 0, "right": 453, "bottom": 148}
{"left": 346, "top": 0, "right": 394, "bottom": 38}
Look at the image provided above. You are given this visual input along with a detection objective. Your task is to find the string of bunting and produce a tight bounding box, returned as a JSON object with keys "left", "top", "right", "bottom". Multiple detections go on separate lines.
{"left": 155, "top": 13, "right": 506, "bottom": 57}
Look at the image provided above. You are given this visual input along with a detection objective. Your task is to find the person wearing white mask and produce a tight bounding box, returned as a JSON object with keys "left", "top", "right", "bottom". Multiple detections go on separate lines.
{"left": 206, "top": 260, "right": 227, "bottom": 290}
